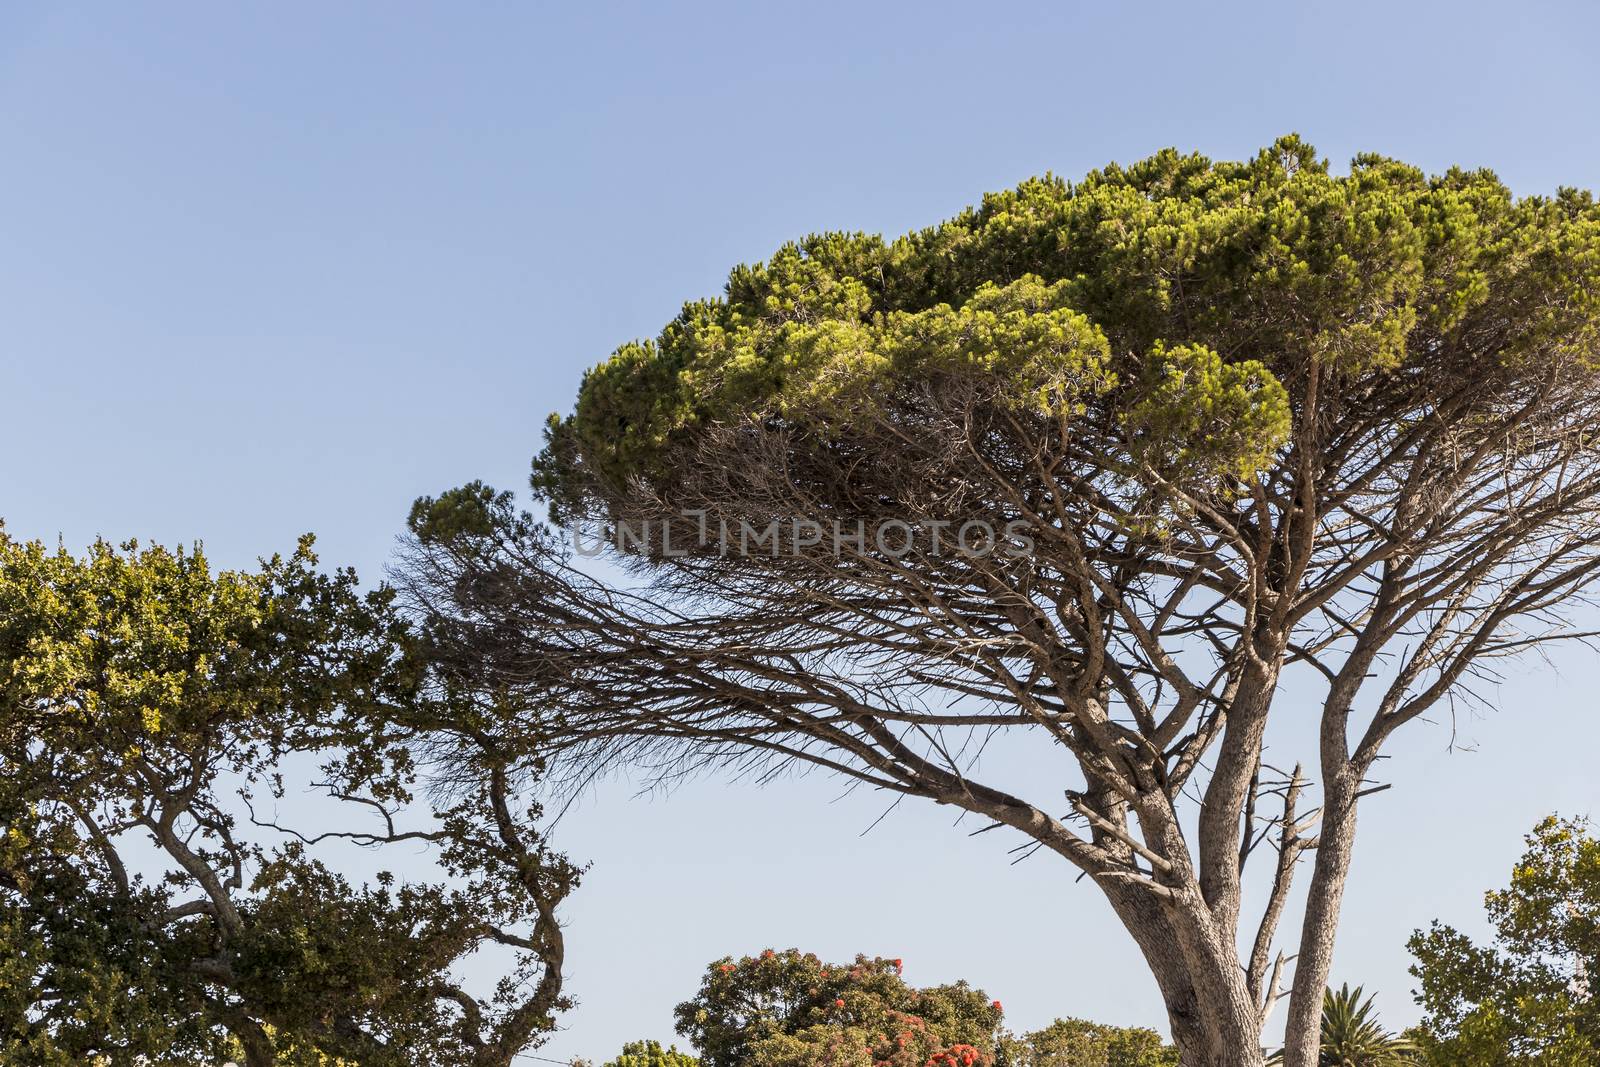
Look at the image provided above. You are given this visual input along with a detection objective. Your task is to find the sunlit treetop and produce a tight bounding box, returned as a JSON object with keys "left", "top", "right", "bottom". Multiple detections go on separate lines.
{"left": 530, "top": 135, "right": 1600, "bottom": 521}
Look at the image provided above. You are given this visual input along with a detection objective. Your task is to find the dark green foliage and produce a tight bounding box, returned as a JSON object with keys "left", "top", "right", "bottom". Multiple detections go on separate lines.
{"left": 1314, "top": 985, "right": 1413, "bottom": 1065}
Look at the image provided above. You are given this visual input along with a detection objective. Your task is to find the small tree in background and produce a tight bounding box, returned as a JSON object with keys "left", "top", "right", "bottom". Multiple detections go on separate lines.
{"left": 673, "top": 950, "right": 1002, "bottom": 1067}
{"left": 601, "top": 1040, "right": 700, "bottom": 1067}
{"left": 1001, "top": 1017, "right": 1177, "bottom": 1067}
{"left": 1408, "top": 817, "right": 1600, "bottom": 1064}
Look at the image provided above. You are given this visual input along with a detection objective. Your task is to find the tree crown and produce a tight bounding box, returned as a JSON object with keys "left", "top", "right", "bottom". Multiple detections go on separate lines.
{"left": 533, "top": 135, "right": 1600, "bottom": 525}
{"left": 0, "top": 529, "right": 576, "bottom": 1066}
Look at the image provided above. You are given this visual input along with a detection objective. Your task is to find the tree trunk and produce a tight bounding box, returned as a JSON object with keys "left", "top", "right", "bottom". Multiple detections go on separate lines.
{"left": 1102, "top": 881, "right": 1267, "bottom": 1066}
{"left": 1279, "top": 773, "right": 1360, "bottom": 1067}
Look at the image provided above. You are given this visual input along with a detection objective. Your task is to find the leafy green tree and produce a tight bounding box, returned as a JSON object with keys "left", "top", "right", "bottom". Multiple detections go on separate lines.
{"left": 407, "top": 138, "right": 1600, "bottom": 1067}
{"left": 601, "top": 1040, "right": 700, "bottom": 1067}
{"left": 1001, "top": 1017, "right": 1177, "bottom": 1067}
{"left": 0, "top": 529, "right": 577, "bottom": 1066}
{"left": 673, "top": 950, "right": 1001, "bottom": 1067}
{"left": 1407, "top": 817, "right": 1600, "bottom": 1065}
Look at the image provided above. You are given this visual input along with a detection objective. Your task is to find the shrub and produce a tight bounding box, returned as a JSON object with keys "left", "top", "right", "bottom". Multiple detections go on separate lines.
{"left": 1002, "top": 1017, "right": 1178, "bottom": 1067}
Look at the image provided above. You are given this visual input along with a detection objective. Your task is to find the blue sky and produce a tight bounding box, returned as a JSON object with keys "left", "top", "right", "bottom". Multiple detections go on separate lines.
{"left": 4, "top": 2, "right": 1599, "bottom": 1059}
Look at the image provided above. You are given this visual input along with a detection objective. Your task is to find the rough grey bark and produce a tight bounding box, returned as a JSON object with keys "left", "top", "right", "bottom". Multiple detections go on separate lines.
{"left": 1281, "top": 772, "right": 1360, "bottom": 1067}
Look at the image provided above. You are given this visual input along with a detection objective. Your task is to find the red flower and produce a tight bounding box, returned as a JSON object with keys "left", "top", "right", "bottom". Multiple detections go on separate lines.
{"left": 762, "top": 949, "right": 775, "bottom": 959}
{"left": 991, "top": 999, "right": 1002, "bottom": 1012}
{"left": 834, "top": 997, "right": 846, "bottom": 1009}
{"left": 719, "top": 963, "right": 735, "bottom": 973}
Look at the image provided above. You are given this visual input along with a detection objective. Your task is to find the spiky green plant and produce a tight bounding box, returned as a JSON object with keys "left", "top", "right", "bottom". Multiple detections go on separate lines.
{"left": 1269, "top": 986, "right": 1414, "bottom": 1066}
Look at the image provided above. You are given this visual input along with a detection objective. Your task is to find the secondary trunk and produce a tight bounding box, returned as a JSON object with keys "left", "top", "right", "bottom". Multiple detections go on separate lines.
{"left": 1278, "top": 774, "right": 1361, "bottom": 1067}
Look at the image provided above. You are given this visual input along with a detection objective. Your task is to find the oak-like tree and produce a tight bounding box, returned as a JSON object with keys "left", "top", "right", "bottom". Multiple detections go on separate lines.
{"left": 0, "top": 530, "right": 577, "bottom": 1066}
{"left": 405, "top": 137, "right": 1600, "bottom": 1066}
{"left": 1409, "top": 817, "right": 1600, "bottom": 1063}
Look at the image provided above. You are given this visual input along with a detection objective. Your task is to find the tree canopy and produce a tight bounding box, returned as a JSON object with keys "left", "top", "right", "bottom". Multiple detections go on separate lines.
{"left": 532, "top": 135, "right": 1597, "bottom": 517}
{"left": 1409, "top": 817, "right": 1600, "bottom": 1064}
{"left": 602, "top": 949, "right": 1179, "bottom": 1067}
{"left": 1000, "top": 1016, "right": 1177, "bottom": 1067}
{"left": 600, "top": 1039, "right": 700, "bottom": 1067}
{"left": 407, "top": 137, "right": 1600, "bottom": 1067}
{"left": 673, "top": 950, "right": 1001, "bottom": 1067}
{"left": 0, "top": 529, "right": 576, "bottom": 1066}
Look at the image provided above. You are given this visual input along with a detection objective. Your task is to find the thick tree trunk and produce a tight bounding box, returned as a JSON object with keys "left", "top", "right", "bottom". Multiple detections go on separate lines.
{"left": 1278, "top": 773, "right": 1360, "bottom": 1067}
{"left": 1166, "top": 908, "right": 1265, "bottom": 1066}
{"left": 1102, "top": 882, "right": 1267, "bottom": 1067}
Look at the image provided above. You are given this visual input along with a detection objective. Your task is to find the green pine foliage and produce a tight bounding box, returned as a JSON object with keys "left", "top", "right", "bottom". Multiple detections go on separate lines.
{"left": 532, "top": 135, "right": 1600, "bottom": 525}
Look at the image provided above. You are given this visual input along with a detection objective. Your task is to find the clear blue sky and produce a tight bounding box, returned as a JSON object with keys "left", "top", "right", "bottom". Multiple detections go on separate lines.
{"left": 4, "top": 2, "right": 1599, "bottom": 1059}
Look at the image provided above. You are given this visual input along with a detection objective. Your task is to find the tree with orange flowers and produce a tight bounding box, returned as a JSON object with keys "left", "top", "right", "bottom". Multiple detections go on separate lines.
{"left": 672, "top": 951, "right": 1001, "bottom": 1067}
